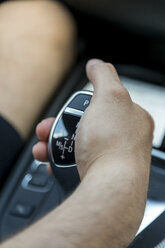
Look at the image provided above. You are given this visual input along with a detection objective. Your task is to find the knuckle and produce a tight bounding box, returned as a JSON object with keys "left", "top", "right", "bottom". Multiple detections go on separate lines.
{"left": 110, "top": 85, "right": 130, "bottom": 100}
{"left": 137, "top": 105, "right": 155, "bottom": 137}
{"left": 146, "top": 111, "right": 155, "bottom": 133}
{"left": 107, "top": 63, "right": 115, "bottom": 71}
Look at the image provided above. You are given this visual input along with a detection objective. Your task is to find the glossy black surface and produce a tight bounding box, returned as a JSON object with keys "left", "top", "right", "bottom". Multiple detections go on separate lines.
{"left": 51, "top": 113, "right": 80, "bottom": 166}
{"left": 68, "top": 94, "right": 92, "bottom": 111}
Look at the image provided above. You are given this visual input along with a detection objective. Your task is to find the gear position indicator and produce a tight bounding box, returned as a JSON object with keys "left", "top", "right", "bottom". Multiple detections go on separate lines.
{"left": 49, "top": 91, "right": 93, "bottom": 169}
{"left": 52, "top": 114, "right": 80, "bottom": 166}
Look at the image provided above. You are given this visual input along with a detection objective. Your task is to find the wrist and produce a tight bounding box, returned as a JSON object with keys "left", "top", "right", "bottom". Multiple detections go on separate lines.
{"left": 78, "top": 149, "right": 151, "bottom": 182}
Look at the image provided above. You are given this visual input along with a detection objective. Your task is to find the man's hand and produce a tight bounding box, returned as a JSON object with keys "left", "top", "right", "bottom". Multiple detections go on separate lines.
{"left": 76, "top": 60, "right": 154, "bottom": 179}
{"left": 33, "top": 59, "right": 154, "bottom": 180}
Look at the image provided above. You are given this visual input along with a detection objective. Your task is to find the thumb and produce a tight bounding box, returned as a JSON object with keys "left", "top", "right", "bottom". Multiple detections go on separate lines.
{"left": 86, "top": 59, "right": 122, "bottom": 97}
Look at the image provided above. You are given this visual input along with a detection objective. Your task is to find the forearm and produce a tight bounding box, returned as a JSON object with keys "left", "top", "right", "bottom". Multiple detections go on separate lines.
{"left": 53, "top": 155, "right": 150, "bottom": 248}
{"left": 2, "top": 154, "right": 150, "bottom": 248}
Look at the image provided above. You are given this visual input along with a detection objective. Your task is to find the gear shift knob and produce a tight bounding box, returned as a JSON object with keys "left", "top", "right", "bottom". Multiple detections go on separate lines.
{"left": 49, "top": 91, "right": 93, "bottom": 193}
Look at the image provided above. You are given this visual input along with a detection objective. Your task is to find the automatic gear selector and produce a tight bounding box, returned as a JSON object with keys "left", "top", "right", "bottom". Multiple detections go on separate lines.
{"left": 49, "top": 91, "right": 93, "bottom": 193}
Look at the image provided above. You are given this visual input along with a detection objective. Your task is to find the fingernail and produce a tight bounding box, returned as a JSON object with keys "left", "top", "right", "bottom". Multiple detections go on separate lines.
{"left": 87, "top": 59, "right": 104, "bottom": 67}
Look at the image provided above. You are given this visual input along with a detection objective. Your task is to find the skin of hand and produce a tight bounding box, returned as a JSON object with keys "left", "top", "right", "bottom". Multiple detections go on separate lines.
{"left": 27, "top": 59, "right": 154, "bottom": 248}
{"left": 33, "top": 59, "right": 154, "bottom": 180}
{"left": 75, "top": 60, "right": 154, "bottom": 179}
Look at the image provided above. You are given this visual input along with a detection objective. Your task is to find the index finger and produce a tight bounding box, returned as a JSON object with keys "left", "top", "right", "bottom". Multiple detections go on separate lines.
{"left": 36, "top": 117, "right": 55, "bottom": 141}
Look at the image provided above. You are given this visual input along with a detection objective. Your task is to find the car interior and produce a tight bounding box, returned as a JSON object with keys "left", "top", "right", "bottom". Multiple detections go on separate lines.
{"left": 0, "top": 0, "right": 165, "bottom": 247}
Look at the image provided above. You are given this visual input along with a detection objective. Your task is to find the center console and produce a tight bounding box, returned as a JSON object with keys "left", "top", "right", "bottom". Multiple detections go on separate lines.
{"left": 0, "top": 59, "right": 165, "bottom": 248}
